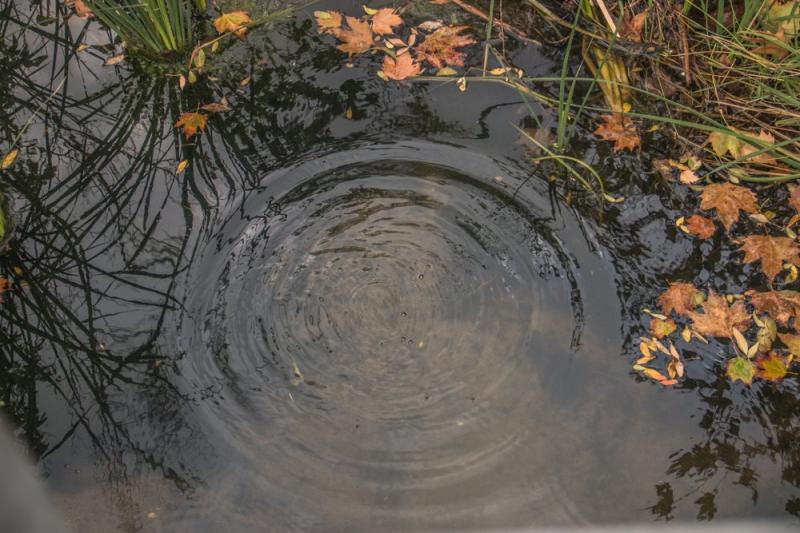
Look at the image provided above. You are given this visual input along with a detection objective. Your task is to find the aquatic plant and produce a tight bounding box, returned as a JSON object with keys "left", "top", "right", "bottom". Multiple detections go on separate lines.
{"left": 85, "top": 0, "right": 206, "bottom": 57}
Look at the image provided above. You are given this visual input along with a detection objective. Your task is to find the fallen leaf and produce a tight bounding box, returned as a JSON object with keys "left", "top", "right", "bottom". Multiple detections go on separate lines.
{"left": 213, "top": 11, "right": 252, "bottom": 40}
{"left": 757, "top": 315, "right": 777, "bottom": 352}
{"left": 739, "top": 235, "right": 800, "bottom": 281}
{"left": 699, "top": 182, "right": 758, "bottom": 231}
{"left": 684, "top": 214, "right": 716, "bottom": 239}
{"left": 176, "top": 160, "right": 189, "bottom": 174}
{"left": 619, "top": 11, "right": 647, "bottom": 42}
{"left": 650, "top": 317, "right": 677, "bottom": 339}
{"left": 593, "top": 114, "right": 640, "bottom": 152}
{"left": 688, "top": 290, "right": 751, "bottom": 338}
{"left": 314, "top": 10, "right": 343, "bottom": 33}
{"left": 756, "top": 353, "right": 788, "bottom": 381}
{"left": 751, "top": 27, "right": 791, "bottom": 60}
{"left": 2, "top": 148, "right": 19, "bottom": 170}
{"left": 679, "top": 169, "right": 701, "bottom": 184}
{"left": 104, "top": 54, "right": 125, "bottom": 66}
{"left": 371, "top": 8, "right": 403, "bottom": 35}
{"left": 415, "top": 25, "right": 476, "bottom": 68}
{"left": 201, "top": 100, "right": 231, "bottom": 113}
{"left": 708, "top": 129, "right": 776, "bottom": 165}
{"left": 658, "top": 282, "right": 701, "bottom": 316}
{"left": 381, "top": 53, "right": 422, "bottom": 81}
{"left": 641, "top": 367, "right": 668, "bottom": 382}
{"left": 726, "top": 356, "right": 756, "bottom": 385}
{"left": 174, "top": 112, "right": 208, "bottom": 140}
{"left": 68, "top": 0, "right": 92, "bottom": 17}
{"left": 788, "top": 184, "right": 800, "bottom": 212}
{"left": 333, "top": 16, "right": 374, "bottom": 55}
{"left": 767, "top": 1, "right": 800, "bottom": 37}
{"left": 750, "top": 290, "right": 800, "bottom": 325}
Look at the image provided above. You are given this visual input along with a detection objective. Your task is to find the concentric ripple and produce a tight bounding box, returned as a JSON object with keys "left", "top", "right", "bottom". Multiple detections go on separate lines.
{"left": 177, "top": 142, "right": 600, "bottom": 530}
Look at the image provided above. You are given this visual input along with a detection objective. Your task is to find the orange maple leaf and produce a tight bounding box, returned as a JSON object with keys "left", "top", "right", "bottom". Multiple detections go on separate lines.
{"left": 739, "top": 235, "right": 800, "bottom": 280}
{"left": 213, "top": 11, "right": 252, "bottom": 40}
{"left": 371, "top": 8, "right": 403, "bottom": 36}
{"left": 650, "top": 317, "right": 677, "bottom": 339}
{"left": 68, "top": 0, "right": 92, "bottom": 17}
{"left": 593, "top": 114, "right": 640, "bottom": 152}
{"left": 333, "top": 16, "right": 374, "bottom": 55}
{"left": 415, "top": 25, "right": 476, "bottom": 68}
{"left": 699, "top": 182, "right": 757, "bottom": 231}
{"left": 314, "top": 10, "right": 343, "bottom": 33}
{"left": 658, "top": 282, "right": 701, "bottom": 317}
{"left": 684, "top": 214, "right": 716, "bottom": 239}
{"left": 749, "top": 290, "right": 800, "bottom": 326}
{"left": 174, "top": 112, "right": 208, "bottom": 140}
{"left": 688, "top": 290, "right": 751, "bottom": 338}
{"left": 382, "top": 53, "right": 422, "bottom": 81}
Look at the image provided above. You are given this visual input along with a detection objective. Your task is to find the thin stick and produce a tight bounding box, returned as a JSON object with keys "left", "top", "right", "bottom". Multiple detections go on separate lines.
{"left": 449, "top": 0, "right": 542, "bottom": 46}
{"left": 482, "top": 0, "right": 495, "bottom": 75}
{"left": 593, "top": 0, "right": 617, "bottom": 34}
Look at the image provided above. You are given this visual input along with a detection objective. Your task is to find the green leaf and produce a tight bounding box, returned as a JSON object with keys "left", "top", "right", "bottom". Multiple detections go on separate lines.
{"left": 726, "top": 356, "right": 756, "bottom": 386}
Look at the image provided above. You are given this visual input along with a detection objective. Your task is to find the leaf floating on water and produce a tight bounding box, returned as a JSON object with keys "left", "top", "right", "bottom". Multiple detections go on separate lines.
{"left": 594, "top": 113, "right": 640, "bottom": 152}
{"left": 2, "top": 148, "right": 19, "bottom": 170}
{"left": 650, "top": 317, "right": 677, "bottom": 339}
{"left": 333, "top": 16, "right": 374, "bottom": 55}
{"left": 213, "top": 11, "right": 252, "bottom": 40}
{"left": 315, "top": 10, "right": 343, "bottom": 33}
{"left": 176, "top": 160, "right": 189, "bottom": 174}
{"left": 641, "top": 367, "right": 668, "bottom": 382}
{"left": 779, "top": 331, "right": 800, "bottom": 356}
{"left": 104, "top": 54, "right": 125, "bottom": 66}
{"left": 726, "top": 356, "right": 756, "bottom": 386}
{"left": 757, "top": 353, "right": 789, "bottom": 382}
{"left": 436, "top": 66, "right": 458, "bottom": 76}
{"left": 683, "top": 214, "right": 716, "bottom": 239}
{"left": 381, "top": 53, "right": 422, "bottom": 81}
{"left": 658, "top": 282, "right": 701, "bottom": 317}
{"left": 370, "top": 8, "right": 403, "bottom": 35}
{"left": 739, "top": 235, "right": 800, "bottom": 281}
{"left": 201, "top": 100, "right": 231, "bottom": 113}
{"left": 174, "top": 112, "right": 208, "bottom": 140}
{"left": 750, "top": 290, "right": 800, "bottom": 326}
{"left": 699, "top": 182, "right": 758, "bottom": 231}
{"left": 708, "top": 129, "right": 776, "bottom": 166}
{"left": 415, "top": 25, "right": 476, "bottom": 68}
{"left": 688, "top": 290, "right": 751, "bottom": 339}
{"left": 732, "top": 327, "right": 750, "bottom": 356}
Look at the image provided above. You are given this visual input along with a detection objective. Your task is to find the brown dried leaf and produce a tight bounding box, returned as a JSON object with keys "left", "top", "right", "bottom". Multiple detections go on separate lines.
{"left": 688, "top": 290, "right": 751, "bottom": 339}
{"left": 314, "top": 11, "right": 343, "bottom": 33}
{"left": 684, "top": 214, "right": 716, "bottom": 239}
{"left": 699, "top": 182, "right": 758, "bottom": 231}
{"left": 593, "top": 114, "right": 640, "bottom": 152}
{"left": 415, "top": 25, "right": 476, "bottom": 68}
{"left": 739, "top": 235, "right": 800, "bottom": 281}
{"left": 381, "top": 53, "right": 422, "bottom": 81}
{"left": 213, "top": 11, "right": 252, "bottom": 40}
{"left": 750, "top": 290, "right": 800, "bottom": 326}
{"left": 658, "top": 282, "right": 701, "bottom": 317}
{"left": 371, "top": 8, "right": 403, "bottom": 35}
{"left": 619, "top": 11, "right": 647, "bottom": 42}
{"left": 333, "top": 16, "right": 374, "bottom": 55}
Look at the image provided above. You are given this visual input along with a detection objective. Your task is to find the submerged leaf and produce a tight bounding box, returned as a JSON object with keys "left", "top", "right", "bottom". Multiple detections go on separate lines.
{"left": 726, "top": 356, "right": 756, "bottom": 385}
{"left": 699, "top": 182, "right": 758, "bottom": 231}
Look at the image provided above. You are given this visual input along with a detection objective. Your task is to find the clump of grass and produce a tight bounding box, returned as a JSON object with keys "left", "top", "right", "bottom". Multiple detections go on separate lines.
{"left": 86, "top": 0, "right": 206, "bottom": 58}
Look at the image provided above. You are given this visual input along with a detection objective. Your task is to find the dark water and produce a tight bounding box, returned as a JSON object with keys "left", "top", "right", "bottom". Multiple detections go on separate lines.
{"left": 1, "top": 1, "right": 799, "bottom": 531}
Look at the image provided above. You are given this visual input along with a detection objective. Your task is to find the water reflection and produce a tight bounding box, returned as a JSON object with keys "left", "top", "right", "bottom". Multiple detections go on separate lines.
{"left": 0, "top": 0, "right": 798, "bottom": 530}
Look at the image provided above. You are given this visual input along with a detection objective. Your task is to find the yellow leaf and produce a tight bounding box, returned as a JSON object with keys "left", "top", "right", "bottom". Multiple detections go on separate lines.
{"left": 176, "top": 160, "right": 189, "bottom": 174}
{"left": 437, "top": 67, "right": 458, "bottom": 76}
{"left": 213, "top": 11, "right": 252, "bottom": 40}
{"left": 2, "top": 148, "right": 19, "bottom": 170}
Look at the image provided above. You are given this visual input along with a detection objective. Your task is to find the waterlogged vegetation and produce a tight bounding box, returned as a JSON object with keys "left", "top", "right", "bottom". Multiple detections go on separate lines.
{"left": 2, "top": 0, "right": 800, "bottom": 529}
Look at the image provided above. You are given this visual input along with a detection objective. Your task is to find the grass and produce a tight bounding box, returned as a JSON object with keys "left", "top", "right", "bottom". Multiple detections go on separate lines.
{"left": 86, "top": 0, "right": 206, "bottom": 58}
{"left": 518, "top": 0, "right": 800, "bottom": 183}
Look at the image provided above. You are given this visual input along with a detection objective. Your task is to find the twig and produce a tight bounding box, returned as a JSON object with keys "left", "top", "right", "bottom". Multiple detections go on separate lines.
{"left": 593, "top": 0, "right": 617, "bottom": 34}
{"left": 449, "top": 0, "right": 542, "bottom": 46}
